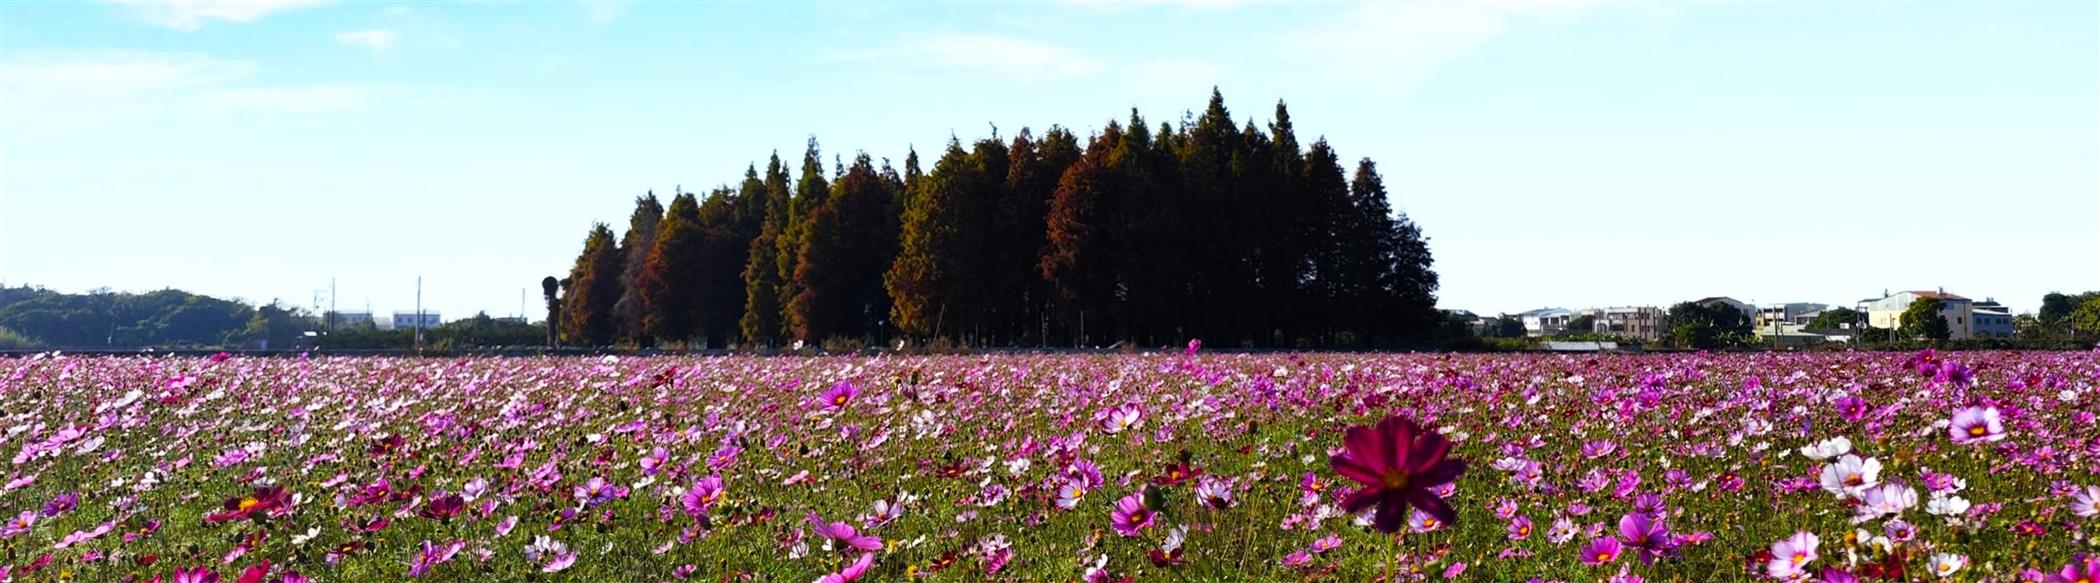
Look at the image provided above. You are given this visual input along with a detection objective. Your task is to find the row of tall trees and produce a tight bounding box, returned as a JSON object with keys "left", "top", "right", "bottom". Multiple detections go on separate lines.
{"left": 555, "top": 90, "right": 1441, "bottom": 349}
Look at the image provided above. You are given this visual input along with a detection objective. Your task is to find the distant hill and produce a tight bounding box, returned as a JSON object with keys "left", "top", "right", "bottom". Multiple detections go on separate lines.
{"left": 0, "top": 285, "right": 282, "bottom": 350}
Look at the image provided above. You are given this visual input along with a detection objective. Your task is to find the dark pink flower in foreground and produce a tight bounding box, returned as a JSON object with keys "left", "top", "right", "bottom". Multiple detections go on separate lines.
{"left": 682, "top": 475, "right": 724, "bottom": 518}
{"left": 1328, "top": 415, "right": 1467, "bottom": 533}
{"left": 2045, "top": 554, "right": 2100, "bottom": 583}
{"left": 173, "top": 566, "right": 219, "bottom": 583}
{"left": 1581, "top": 536, "right": 1622, "bottom": 565}
{"left": 1617, "top": 512, "right": 1677, "bottom": 564}
{"left": 820, "top": 381, "right": 859, "bottom": 410}
{"left": 1110, "top": 492, "right": 1155, "bottom": 536}
{"left": 817, "top": 551, "right": 875, "bottom": 583}
{"left": 418, "top": 494, "right": 464, "bottom": 522}
{"left": 808, "top": 513, "right": 881, "bottom": 552}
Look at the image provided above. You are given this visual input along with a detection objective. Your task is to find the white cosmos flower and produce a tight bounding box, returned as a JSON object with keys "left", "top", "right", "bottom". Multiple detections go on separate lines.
{"left": 1926, "top": 495, "right": 1970, "bottom": 517}
{"left": 1800, "top": 436, "right": 1852, "bottom": 461}
{"left": 1819, "top": 454, "right": 1882, "bottom": 497}
{"left": 1928, "top": 553, "right": 1967, "bottom": 578}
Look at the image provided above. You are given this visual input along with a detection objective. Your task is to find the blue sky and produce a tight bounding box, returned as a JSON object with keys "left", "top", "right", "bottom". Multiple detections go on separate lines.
{"left": 2, "top": 1, "right": 2094, "bottom": 320}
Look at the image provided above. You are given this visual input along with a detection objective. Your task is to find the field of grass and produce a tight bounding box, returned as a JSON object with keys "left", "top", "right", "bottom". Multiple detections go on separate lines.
{"left": 1, "top": 349, "right": 2095, "bottom": 581}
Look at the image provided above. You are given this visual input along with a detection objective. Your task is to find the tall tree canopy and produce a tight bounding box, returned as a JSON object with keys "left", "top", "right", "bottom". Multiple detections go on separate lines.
{"left": 560, "top": 223, "right": 623, "bottom": 346}
{"left": 612, "top": 192, "right": 664, "bottom": 346}
{"left": 563, "top": 88, "right": 1447, "bottom": 349}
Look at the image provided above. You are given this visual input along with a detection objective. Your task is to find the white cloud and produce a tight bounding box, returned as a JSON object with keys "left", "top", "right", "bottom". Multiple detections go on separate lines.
{"left": 335, "top": 29, "right": 399, "bottom": 54}
{"left": 583, "top": 0, "right": 627, "bottom": 23}
{"left": 0, "top": 51, "right": 403, "bottom": 134}
{"left": 1287, "top": 0, "right": 1604, "bottom": 92}
{"left": 835, "top": 34, "right": 1103, "bottom": 80}
{"left": 104, "top": 0, "right": 331, "bottom": 31}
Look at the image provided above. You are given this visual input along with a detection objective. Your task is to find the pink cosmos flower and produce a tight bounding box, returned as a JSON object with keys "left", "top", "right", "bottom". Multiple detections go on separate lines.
{"left": 1581, "top": 536, "right": 1622, "bottom": 565}
{"left": 808, "top": 513, "right": 882, "bottom": 551}
{"left": 817, "top": 551, "right": 875, "bottom": 583}
{"left": 1949, "top": 406, "right": 2005, "bottom": 444}
{"left": 1099, "top": 404, "right": 1142, "bottom": 434}
{"left": 1, "top": 511, "right": 33, "bottom": 538}
{"left": 820, "top": 380, "right": 859, "bottom": 410}
{"left": 2045, "top": 555, "right": 2100, "bottom": 583}
{"left": 1329, "top": 415, "right": 1467, "bottom": 533}
{"left": 408, "top": 540, "right": 463, "bottom": 577}
{"left": 173, "top": 566, "right": 219, "bottom": 583}
{"left": 682, "top": 475, "right": 724, "bottom": 518}
{"left": 1110, "top": 492, "right": 1155, "bottom": 537}
{"left": 1616, "top": 512, "right": 1675, "bottom": 564}
{"left": 1765, "top": 531, "right": 1818, "bottom": 579}
{"left": 639, "top": 447, "right": 669, "bottom": 476}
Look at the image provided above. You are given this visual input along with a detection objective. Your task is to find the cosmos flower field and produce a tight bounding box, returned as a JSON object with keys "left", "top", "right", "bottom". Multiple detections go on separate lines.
{"left": 3, "top": 349, "right": 2097, "bottom": 582}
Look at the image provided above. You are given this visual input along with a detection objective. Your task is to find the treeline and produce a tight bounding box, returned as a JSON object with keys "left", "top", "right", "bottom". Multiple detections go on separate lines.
{"left": 555, "top": 90, "right": 1441, "bottom": 349}
{"left": 0, "top": 285, "right": 307, "bottom": 349}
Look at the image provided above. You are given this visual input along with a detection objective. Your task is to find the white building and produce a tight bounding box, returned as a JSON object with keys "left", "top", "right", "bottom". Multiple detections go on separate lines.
{"left": 1866, "top": 290, "right": 1975, "bottom": 339}
{"left": 1517, "top": 308, "right": 1576, "bottom": 337}
{"left": 392, "top": 311, "right": 442, "bottom": 330}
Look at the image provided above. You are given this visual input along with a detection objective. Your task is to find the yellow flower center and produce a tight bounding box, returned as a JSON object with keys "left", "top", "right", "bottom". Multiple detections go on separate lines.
{"left": 1968, "top": 426, "right": 1987, "bottom": 437}
{"left": 1793, "top": 552, "right": 1808, "bottom": 566}
{"left": 833, "top": 395, "right": 848, "bottom": 406}
{"left": 237, "top": 497, "right": 260, "bottom": 512}
{"left": 1380, "top": 469, "right": 1412, "bottom": 490}
{"left": 1844, "top": 475, "right": 1863, "bottom": 486}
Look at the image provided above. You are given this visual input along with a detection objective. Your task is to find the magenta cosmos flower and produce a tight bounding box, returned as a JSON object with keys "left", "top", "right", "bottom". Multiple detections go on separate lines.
{"left": 808, "top": 513, "right": 882, "bottom": 551}
{"left": 1616, "top": 512, "right": 1676, "bottom": 564}
{"left": 1111, "top": 492, "right": 1156, "bottom": 536}
{"left": 1949, "top": 406, "right": 2005, "bottom": 444}
{"left": 1328, "top": 415, "right": 1467, "bottom": 533}
{"left": 682, "top": 475, "right": 724, "bottom": 518}
{"left": 2045, "top": 555, "right": 2100, "bottom": 583}
{"left": 820, "top": 380, "right": 858, "bottom": 410}
{"left": 1581, "top": 536, "right": 1622, "bottom": 565}
{"left": 818, "top": 551, "right": 875, "bottom": 583}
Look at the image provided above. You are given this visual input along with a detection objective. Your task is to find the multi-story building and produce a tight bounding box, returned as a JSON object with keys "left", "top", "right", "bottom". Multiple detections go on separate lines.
{"left": 1758, "top": 303, "right": 1829, "bottom": 329}
{"left": 1590, "top": 306, "right": 1667, "bottom": 341}
{"left": 1866, "top": 290, "right": 1975, "bottom": 339}
{"left": 1518, "top": 308, "right": 1576, "bottom": 338}
{"left": 1971, "top": 299, "right": 2014, "bottom": 338}
{"left": 392, "top": 311, "right": 443, "bottom": 330}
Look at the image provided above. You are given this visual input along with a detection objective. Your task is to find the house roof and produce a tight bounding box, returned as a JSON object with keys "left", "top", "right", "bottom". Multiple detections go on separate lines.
{"left": 1906, "top": 290, "right": 1969, "bottom": 301}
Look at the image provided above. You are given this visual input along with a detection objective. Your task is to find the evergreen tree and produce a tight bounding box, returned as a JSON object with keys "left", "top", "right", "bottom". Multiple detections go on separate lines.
{"left": 1300, "top": 139, "right": 1355, "bottom": 343}
{"left": 612, "top": 192, "right": 664, "bottom": 346}
{"left": 777, "top": 138, "right": 829, "bottom": 340}
{"left": 1260, "top": 101, "right": 1309, "bottom": 345}
{"left": 792, "top": 154, "right": 900, "bottom": 342}
{"left": 639, "top": 194, "right": 704, "bottom": 344}
{"left": 560, "top": 223, "right": 623, "bottom": 346}
{"left": 692, "top": 188, "right": 751, "bottom": 348}
{"left": 739, "top": 154, "right": 793, "bottom": 346}
{"left": 1352, "top": 159, "right": 1438, "bottom": 343}
{"left": 1041, "top": 125, "right": 1122, "bottom": 346}
{"left": 888, "top": 139, "right": 991, "bottom": 340}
